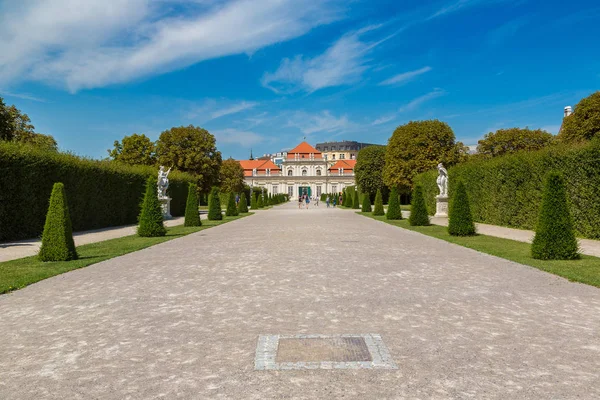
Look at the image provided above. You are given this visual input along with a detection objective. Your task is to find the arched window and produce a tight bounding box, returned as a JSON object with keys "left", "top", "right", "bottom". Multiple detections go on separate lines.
{"left": 288, "top": 169, "right": 293, "bottom": 176}
{"left": 316, "top": 169, "right": 322, "bottom": 176}
{"left": 302, "top": 169, "right": 307, "bottom": 176}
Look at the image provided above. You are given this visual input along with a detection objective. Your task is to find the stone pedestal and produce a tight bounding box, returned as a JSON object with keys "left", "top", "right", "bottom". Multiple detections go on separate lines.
{"left": 434, "top": 195, "right": 448, "bottom": 217}
{"left": 159, "top": 197, "right": 172, "bottom": 220}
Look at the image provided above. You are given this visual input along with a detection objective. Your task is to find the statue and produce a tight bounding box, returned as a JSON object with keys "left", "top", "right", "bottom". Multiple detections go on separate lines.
{"left": 436, "top": 163, "right": 448, "bottom": 197}
{"left": 157, "top": 166, "right": 171, "bottom": 199}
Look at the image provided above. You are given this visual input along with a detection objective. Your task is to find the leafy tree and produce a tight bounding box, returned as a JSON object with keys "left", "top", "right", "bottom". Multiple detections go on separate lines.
{"left": 559, "top": 91, "right": 600, "bottom": 143}
{"left": 361, "top": 193, "right": 371, "bottom": 212}
{"left": 373, "top": 189, "right": 384, "bottom": 216}
{"left": 38, "top": 182, "right": 78, "bottom": 261}
{"left": 251, "top": 192, "right": 258, "bottom": 210}
{"left": 208, "top": 187, "right": 223, "bottom": 220}
{"left": 355, "top": 145, "right": 387, "bottom": 200}
{"left": 238, "top": 193, "right": 248, "bottom": 213}
{"left": 352, "top": 190, "right": 360, "bottom": 209}
{"left": 257, "top": 193, "right": 264, "bottom": 208}
{"left": 226, "top": 192, "right": 238, "bottom": 216}
{"left": 220, "top": 157, "right": 245, "bottom": 194}
{"left": 137, "top": 177, "right": 167, "bottom": 237}
{"left": 184, "top": 182, "right": 201, "bottom": 227}
{"left": 409, "top": 185, "right": 430, "bottom": 226}
{"left": 531, "top": 172, "right": 579, "bottom": 259}
{"left": 0, "top": 97, "right": 11, "bottom": 141}
{"left": 386, "top": 187, "right": 402, "bottom": 220}
{"left": 109, "top": 133, "right": 156, "bottom": 166}
{"left": 0, "top": 97, "right": 58, "bottom": 150}
{"left": 384, "top": 120, "right": 467, "bottom": 192}
{"left": 156, "top": 125, "right": 222, "bottom": 193}
{"left": 448, "top": 181, "right": 476, "bottom": 236}
{"left": 476, "top": 128, "right": 554, "bottom": 158}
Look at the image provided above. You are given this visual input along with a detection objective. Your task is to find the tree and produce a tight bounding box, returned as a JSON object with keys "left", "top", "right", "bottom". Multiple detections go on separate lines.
{"left": 109, "top": 133, "right": 157, "bottom": 166}
{"left": 184, "top": 183, "right": 201, "bottom": 227}
{"left": 0, "top": 98, "right": 58, "bottom": 150}
{"left": 386, "top": 187, "right": 402, "bottom": 220}
{"left": 138, "top": 177, "right": 167, "bottom": 237}
{"left": 38, "top": 182, "right": 78, "bottom": 261}
{"left": 409, "top": 185, "right": 430, "bottom": 226}
{"left": 156, "top": 125, "right": 222, "bottom": 193}
{"left": 257, "top": 193, "right": 264, "bottom": 208}
{"left": 208, "top": 187, "right": 223, "bottom": 220}
{"left": 476, "top": 128, "right": 554, "bottom": 158}
{"left": 361, "top": 193, "right": 372, "bottom": 212}
{"left": 352, "top": 190, "right": 360, "bottom": 209}
{"left": 531, "top": 173, "right": 579, "bottom": 260}
{"left": 355, "top": 145, "right": 387, "bottom": 200}
{"left": 448, "top": 181, "right": 476, "bottom": 236}
{"left": 251, "top": 192, "right": 258, "bottom": 210}
{"left": 226, "top": 192, "right": 238, "bottom": 216}
{"left": 0, "top": 97, "right": 12, "bottom": 141}
{"left": 238, "top": 193, "right": 248, "bottom": 213}
{"left": 384, "top": 120, "right": 467, "bottom": 192}
{"left": 220, "top": 157, "right": 245, "bottom": 194}
{"left": 373, "top": 189, "right": 384, "bottom": 216}
{"left": 559, "top": 91, "right": 600, "bottom": 143}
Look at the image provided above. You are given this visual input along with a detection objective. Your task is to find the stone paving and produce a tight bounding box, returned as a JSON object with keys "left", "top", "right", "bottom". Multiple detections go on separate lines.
{"left": 1, "top": 203, "right": 600, "bottom": 399}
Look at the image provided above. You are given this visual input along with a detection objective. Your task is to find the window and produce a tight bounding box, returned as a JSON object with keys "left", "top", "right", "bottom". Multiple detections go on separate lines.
{"left": 332, "top": 154, "right": 336, "bottom": 160}
{"left": 266, "top": 169, "right": 271, "bottom": 176}
{"left": 302, "top": 169, "right": 307, "bottom": 176}
{"left": 273, "top": 186, "right": 278, "bottom": 194}
{"left": 302, "top": 154, "right": 305, "bottom": 158}
{"left": 288, "top": 186, "right": 293, "bottom": 197}
{"left": 316, "top": 186, "right": 322, "bottom": 196}
{"left": 252, "top": 168, "right": 257, "bottom": 176}
{"left": 340, "top": 154, "right": 345, "bottom": 159}
{"left": 324, "top": 154, "right": 328, "bottom": 160}
{"left": 288, "top": 169, "right": 293, "bottom": 176}
{"left": 332, "top": 185, "right": 337, "bottom": 194}
{"left": 340, "top": 168, "right": 344, "bottom": 175}
{"left": 316, "top": 169, "right": 321, "bottom": 176}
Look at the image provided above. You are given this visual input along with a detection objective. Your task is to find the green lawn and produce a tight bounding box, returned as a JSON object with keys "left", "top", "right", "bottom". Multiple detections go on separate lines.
{"left": 0, "top": 213, "right": 252, "bottom": 294}
{"left": 358, "top": 212, "right": 600, "bottom": 288}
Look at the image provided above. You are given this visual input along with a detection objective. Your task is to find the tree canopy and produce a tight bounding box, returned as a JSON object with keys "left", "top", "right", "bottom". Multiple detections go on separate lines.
{"left": 220, "top": 157, "right": 245, "bottom": 194}
{"left": 354, "top": 145, "right": 387, "bottom": 199}
{"left": 109, "top": 133, "right": 157, "bottom": 166}
{"left": 0, "top": 97, "right": 57, "bottom": 151}
{"left": 383, "top": 120, "right": 466, "bottom": 192}
{"left": 559, "top": 91, "right": 600, "bottom": 143}
{"left": 156, "top": 125, "right": 222, "bottom": 193}
{"left": 476, "top": 127, "right": 554, "bottom": 158}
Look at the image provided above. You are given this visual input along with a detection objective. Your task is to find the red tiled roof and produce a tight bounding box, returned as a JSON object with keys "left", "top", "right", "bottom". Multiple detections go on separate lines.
{"left": 288, "top": 141, "right": 321, "bottom": 154}
{"left": 329, "top": 160, "right": 356, "bottom": 171}
{"left": 238, "top": 159, "right": 281, "bottom": 177}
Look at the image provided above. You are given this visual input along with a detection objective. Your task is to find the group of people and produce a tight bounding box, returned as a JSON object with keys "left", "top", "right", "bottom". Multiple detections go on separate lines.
{"left": 325, "top": 194, "right": 343, "bottom": 208}
{"left": 298, "top": 194, "right": 319, "bottom": 209}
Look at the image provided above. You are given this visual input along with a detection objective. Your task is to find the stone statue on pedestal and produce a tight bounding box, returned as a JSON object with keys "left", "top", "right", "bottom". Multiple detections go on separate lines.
{"left": 434, "top": 163, "right": 449, "bottom": 217}
{"left": 157, "top": 166, "right": 172, "bottom": 219}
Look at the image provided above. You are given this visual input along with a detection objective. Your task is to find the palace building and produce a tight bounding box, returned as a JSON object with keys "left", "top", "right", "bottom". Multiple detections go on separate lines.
{"left": 238, "top": 142, "right": 356, "bottom": 200}
{"left": 315, "top": 140, "right": 376, "bottom": 164}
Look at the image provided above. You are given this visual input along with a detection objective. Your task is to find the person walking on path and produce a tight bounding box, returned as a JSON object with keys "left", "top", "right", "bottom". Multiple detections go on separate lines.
{"left": 315, "top": 197, "right": 319, "bottom": 207}
{"left": 306, "top": 195, "right": 310, "bottom": 209}
{"left": 333, "top": 197, "right": 337, "bottom": 207}
{"left": 326, "top": 196, "right": 330, "bottom": 208}
{"left": 235, "top": 194, "right": 240, "bottom": 206}
{"left": 298, "top": 195, "right": 303, "bottom": 209}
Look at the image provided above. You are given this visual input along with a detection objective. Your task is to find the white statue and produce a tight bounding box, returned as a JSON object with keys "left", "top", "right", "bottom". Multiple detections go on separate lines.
{"left": 157, "top": 166, "right": 171, "bottom": 198}
{"left": 436, "top": 163, "right": 448, "bottom": 197}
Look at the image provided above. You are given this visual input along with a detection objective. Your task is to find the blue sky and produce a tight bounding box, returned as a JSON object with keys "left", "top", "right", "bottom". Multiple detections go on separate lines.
{"left": 0, "top": 0, "right": 598, "bottom": 160}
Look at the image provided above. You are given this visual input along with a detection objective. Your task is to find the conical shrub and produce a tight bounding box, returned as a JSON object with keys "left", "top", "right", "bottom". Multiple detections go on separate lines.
{"left": 238, "top": 193, "right": 248, "bottom": 213}
{"left": 342, "top": 190, "right": 348, "bottom": 207}
{"left": 138, "top": 177, "right": 167, "bottom": 237}
{"left": 361, "top": 193, "right": 372, "bottom": 212}
{"left": 226, "top": 191, "right": 238, "bottom": 216}
{"left": 258, "top": 193, "right": 264, "bottom": 208}
{"left": 251, "top": 192, "right": 258, "bottom": 210}
{"left": 373, "top": 189, "right": 385, "bottom": 216}
{"left": 409, "top": 185, "right": 430, "bottom": 226}
{"left": 448, "top": 181, "right": 476, "bottom": 236}
{"left": 352, "top": 190, "right": 360, "bottom": 209}
{"left": 38, "top": 182, "right": 78, "bottom": 261}
{"left": 184, "top": 183, "right": 201, "bottom": 227}
{"left": 531, "top": 172, "right": 579, "bottom": 260}
{"left": 386, "top": 187, "right": 402, "bottom": 220}
{"left": 208, "top": 187, "right": 222, "bottom": 220}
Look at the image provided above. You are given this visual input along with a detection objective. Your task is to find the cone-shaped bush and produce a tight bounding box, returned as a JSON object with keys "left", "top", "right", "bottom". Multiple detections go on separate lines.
{"left": 251, "top": 192, "right": 258, "bottom": 210}
{"left": 226, "top": 191, "right": 238, "bottom": 216}
{"left": 208, "top": 187, "right": 222, "bottom": 220}
{"left": 38, "top": 182, "right": 78, "bottom": 261}
{"left": 238, "top": 193, "right": 248, "bottom": 213}
{"left": 184, "top": 183, "right": 201, "bottom": 227}
{"left": 409, "top": 185, "right": 430, "bottom": 226}
{"left": 342, "top": 190, "right": 347, "bottom": 207}
{"left": 137, "top": 177, "right": 167, "bottom": 237}
{"left": 361, "top": 193, "right": 372, "bottom": 212}
{"left": 352, "top": 190, "right": 360, "bottom": 209}
{"left": 531, "top": 172, "right": 579, "bottom": 260}
{"left": 386, "top": 187, "right": 402, "bottom": 220}
{"left": 258, "top": 193, "right": 264, "bottom": 208}
{"left": 373, "top": 189, "right": 385, "bottom": 216}
{"left": 448, "top": 181, "right": 476, "bottom": 236}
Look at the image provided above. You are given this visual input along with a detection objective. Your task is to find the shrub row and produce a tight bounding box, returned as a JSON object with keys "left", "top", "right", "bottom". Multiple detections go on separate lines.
{"left": 0, "top": 142, "right": 195, "bottom": 241}
{"left": 414, "top": 140, "right": 600, "bottom": 239}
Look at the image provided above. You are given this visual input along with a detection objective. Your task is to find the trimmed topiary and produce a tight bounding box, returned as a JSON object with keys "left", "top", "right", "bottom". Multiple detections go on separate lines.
{"left": 342, "top": 189, "right": 348, "bottom": 207}
{"left": 258, "top": 193, "right": 264, "bottom": 208}
{"left": 373, "top": 189, "right": 385, "bottom": 216}
{"left": 386, "top": 187, "right": 402, "bottom": 220}
{"left": 352, "top": 190, "right": 360, "bottom": 209}
{"left": 409, "top": 185, "right": 430, "bottom": 226}
{"left": 207, "top": 187, "right": 222, "bottom": 220}
{"left": 184, "top": 182, "right": 201, "bottom": 227}
{"left": 226, "top": 191, "right": 238, "bottom": 216}
{"left": 137, "top": 177, "right": 167, "bottom": 237}
{"left": 361, "top": 193, "right": 372, "bottom": 212}
{"left": 238, "top": 193, "right": 248, "bottom": 213}
{"left": 448, "top": 180, "right": 476, "bottom": 236}
{"left": 38, "top": 182, "right": 78, "bottom": 261}
{"left": 531, "top": 172, "right": 579, "bottom": 260}
{"left": 251, "top": 192, "right": 258, "bottom": 210}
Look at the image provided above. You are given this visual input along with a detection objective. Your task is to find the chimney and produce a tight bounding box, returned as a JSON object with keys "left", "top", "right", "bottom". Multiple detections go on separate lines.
{"left": 564, "top": 106, "right": 572, "bottom": 117}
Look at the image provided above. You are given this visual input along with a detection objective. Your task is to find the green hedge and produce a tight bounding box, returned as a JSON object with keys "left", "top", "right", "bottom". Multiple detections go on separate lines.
{"left": 0, "top": 142, "right": 195, "bottom": 241}
{"left": 414, "top": 140, "right": 600, "bottom": 239}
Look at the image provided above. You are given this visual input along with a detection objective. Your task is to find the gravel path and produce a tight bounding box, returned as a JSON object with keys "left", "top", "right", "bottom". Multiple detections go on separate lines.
{"left": 1, "top": 203, "right": 599, "bottom": 399}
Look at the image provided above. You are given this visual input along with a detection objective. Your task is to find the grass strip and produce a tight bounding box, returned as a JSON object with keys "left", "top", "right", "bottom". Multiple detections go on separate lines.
{"left": 358, "top": 212, "right": 600, "bottom": 288}
{"left": 0, "top": 213, "right": 252, "bottom": 294}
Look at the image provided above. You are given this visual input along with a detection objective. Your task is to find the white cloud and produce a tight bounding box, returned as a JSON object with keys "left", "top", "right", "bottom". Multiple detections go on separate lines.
{"left": 287, "top": 110, "right": 352, "bottom": 135}
{"left": 210, "top": 101, "right": 258, "bottom": 120}
{"left": 213, "top": 128, "right": 265, "bottom": 147}
{"left": 0, "top": 0, "right": 342, "bottom": 92}
{"left": 372, "top": 115, "right": 396, "bottom": 125}
{"left": 0, "top": 89, "right": 46, "bottom": 102}
{"left": 185, "top": 99, "right": 259, "bottom": 122}
{"left": 398, "top": 89, "right": 446, "bottom": 112}
{"left": 379, "top": 66, "right": 432, "bottom": 86}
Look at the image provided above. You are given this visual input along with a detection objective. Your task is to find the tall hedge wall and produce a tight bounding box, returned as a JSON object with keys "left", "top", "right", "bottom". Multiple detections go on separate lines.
{"left": 414, "top": 140, "right": 600, "bottom": 239}
{"left": 0, "top": 142, "right": 195, "bottom": 241}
